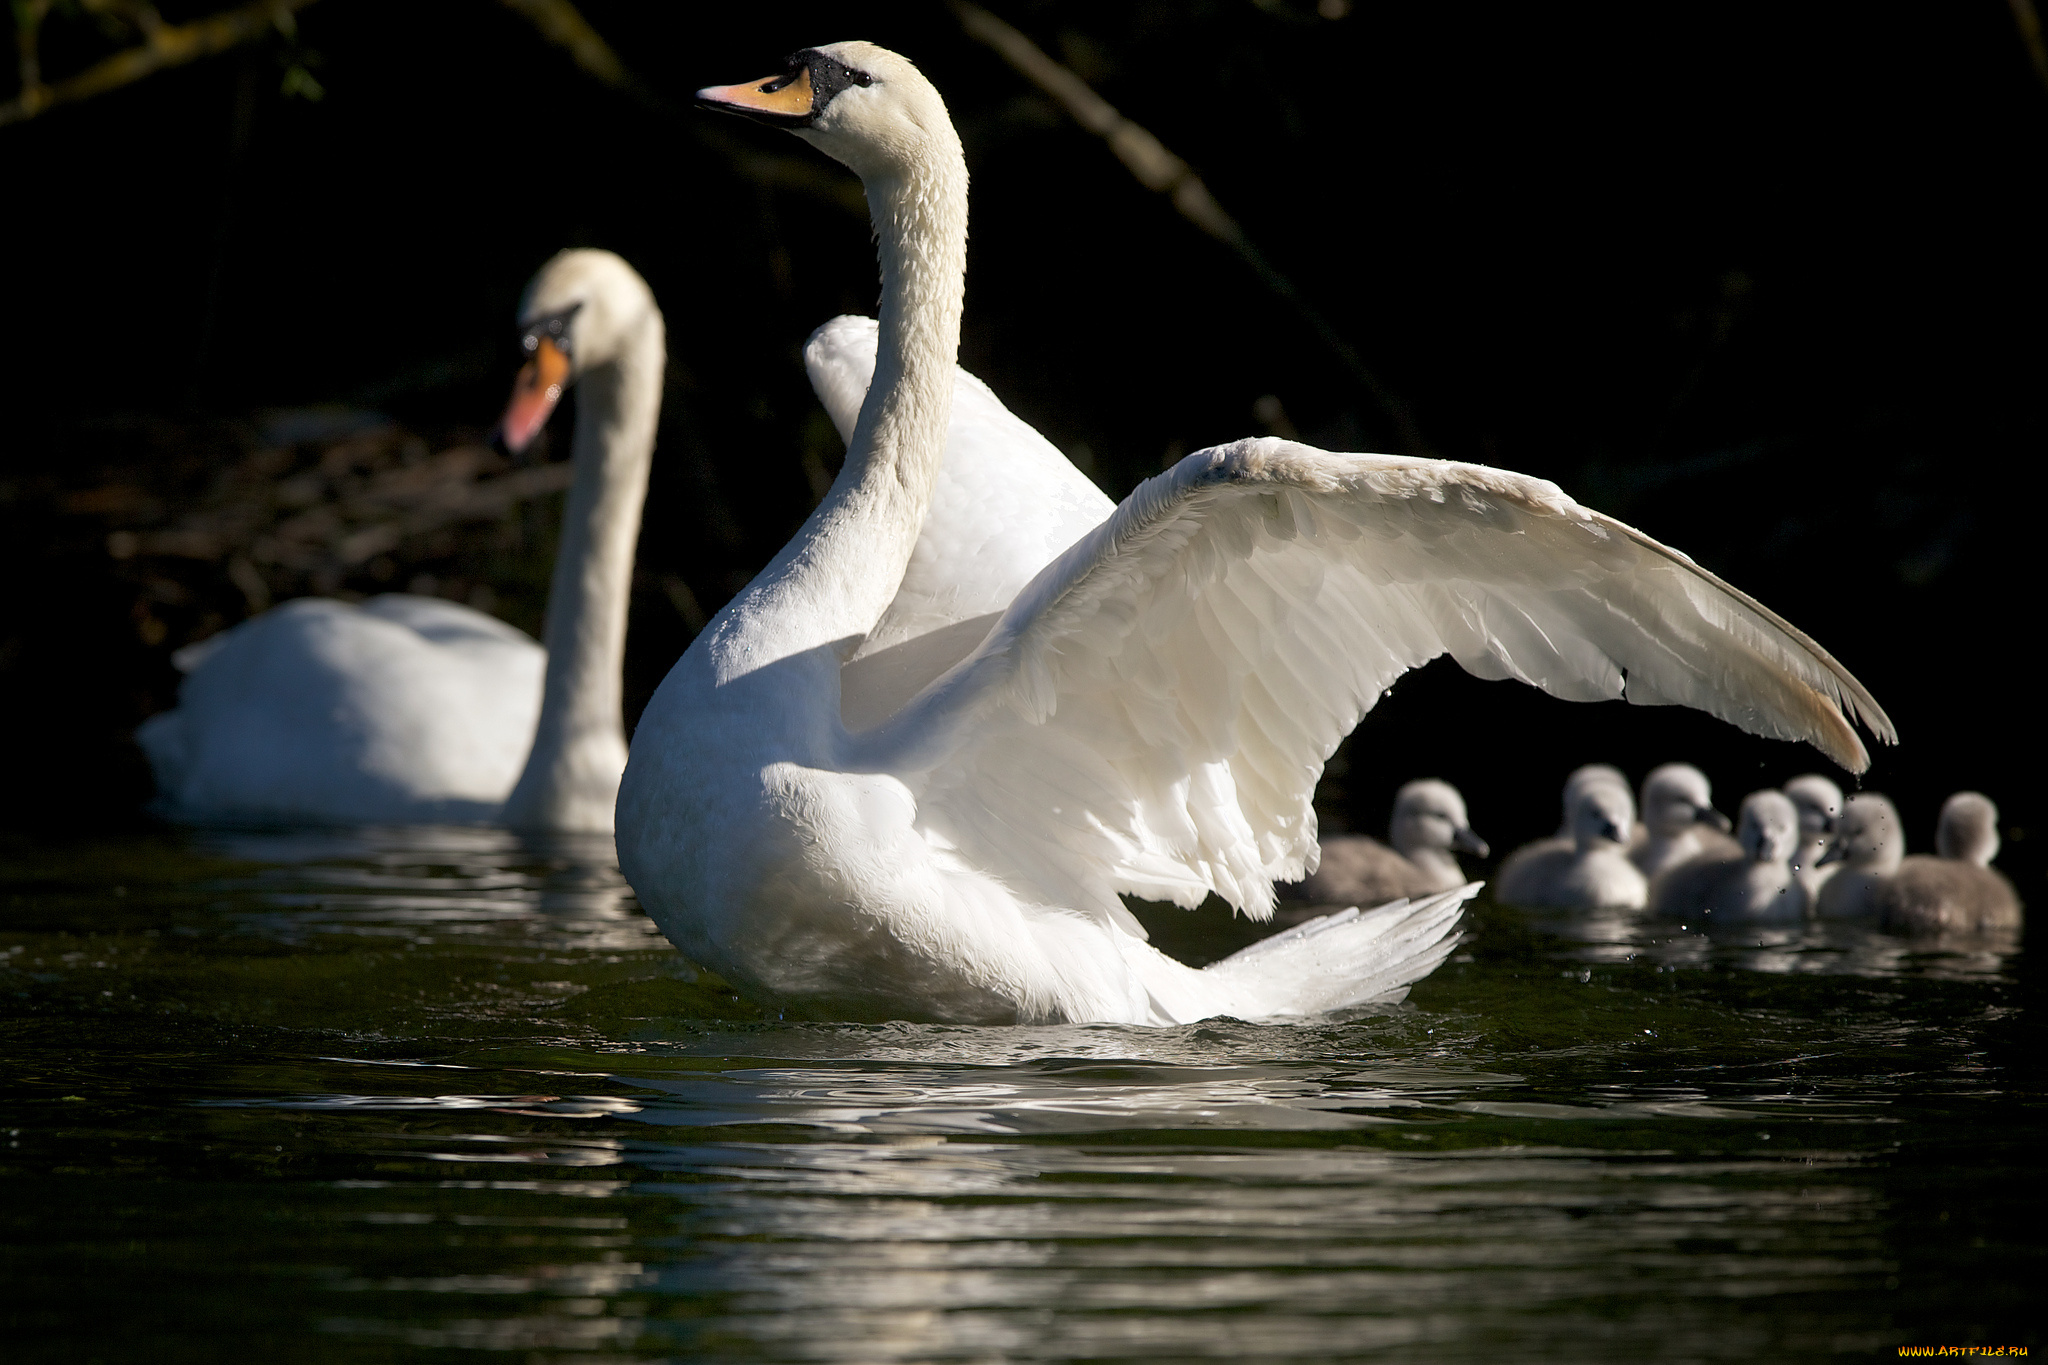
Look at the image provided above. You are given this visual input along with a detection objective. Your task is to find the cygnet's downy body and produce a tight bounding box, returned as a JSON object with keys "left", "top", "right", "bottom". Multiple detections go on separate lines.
{"left": 1496, "top": 764, "right": 1632, "bottom": 890}
{"left": 1879, "top": 792, "right": 2023, "bottom": 935}
{"left": 1814, "top": 793, "right": 1904, "bottom": 918}
{"left": 1282, "top": 779, "right": 1488, "bottom": 915}
{"left": 1653, "top": 789, "right": 1808, "bottom": 923}
{"left": 1497, "top": 781, "right": 1647, "bottom": 909}
{"left": 1632, "top": 763, "right": 1740, "bottom": 882}
{"left": 1782, "top": 773, "right": 1844, "bottom": 902}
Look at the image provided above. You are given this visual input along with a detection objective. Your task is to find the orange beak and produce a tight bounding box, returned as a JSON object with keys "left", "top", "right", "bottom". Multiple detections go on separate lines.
{"left": 501, "top": 336, "right": 570, "bottom": 453}
{"left": 696, "top": 66, "right": 816, "bottom": 125}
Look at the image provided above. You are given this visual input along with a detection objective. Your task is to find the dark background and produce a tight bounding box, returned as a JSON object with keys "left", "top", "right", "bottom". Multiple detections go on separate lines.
{"left": 3, "top": 1, "right": 2042, "bottom": 886}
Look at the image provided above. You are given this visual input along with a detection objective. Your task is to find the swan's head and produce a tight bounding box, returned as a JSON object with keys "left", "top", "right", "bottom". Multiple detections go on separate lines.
{"left": 1781, "top": 773, "right": 1844, "bottom": 838}
{"left": 1737, "top": 790, "right": 1800, "bottom": 866}
{"left": 1389, "top": 779, "right": 1489, "bottom": 860}
{"left": 501, "top": 248, "right": 661, "bottom": 453}
{"left": 1818, "top": 792, "right": 1904, "bottom": 872}
{"left": 1569, "top": 782, "right": 1634, "bottom": 851}
{"left": 1640, "top": 762, "right": 1730, "bottom": 839}
{"left": 697, "top": 42, "right": 955, "bottom": 183}
{"left": 1936, "top": 791, "right": 2000, "bottom": 867}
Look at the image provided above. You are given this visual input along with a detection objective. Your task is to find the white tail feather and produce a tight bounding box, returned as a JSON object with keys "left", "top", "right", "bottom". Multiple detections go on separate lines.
{"left": 1201, "top": 883, "right": 1477, "bottom": 1016}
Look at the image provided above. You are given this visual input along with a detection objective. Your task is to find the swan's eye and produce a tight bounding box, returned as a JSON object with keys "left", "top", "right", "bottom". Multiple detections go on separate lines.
{"left": 519, "top": 303, "right": 582, "bottom": 359}
{"left": 804, "top": 52, "right": 876, "bottom": 106}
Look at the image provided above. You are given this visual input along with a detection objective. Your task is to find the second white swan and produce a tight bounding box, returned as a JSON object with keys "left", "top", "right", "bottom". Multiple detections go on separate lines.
{"left": 140, "top": 249, "right": 661, "bottom": 833}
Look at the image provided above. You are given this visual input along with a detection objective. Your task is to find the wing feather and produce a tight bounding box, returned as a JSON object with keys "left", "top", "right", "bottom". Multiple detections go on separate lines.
{"left": 853, "top": 437, "right": 1890, "bottom": 927}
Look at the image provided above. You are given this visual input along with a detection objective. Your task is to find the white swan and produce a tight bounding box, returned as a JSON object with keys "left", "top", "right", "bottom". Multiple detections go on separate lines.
{"left": 1652, "top": 789, "right": 1808, "bottom": 923}
{"left": 1495, "top": 780, "right": 1648, "bottom": 910}
{"left": 1631, "top": 762, "right": 1740, "bottom": 881}
{"left": 1281, "top": 780, "right": 1489, "bottom": 912}
{"left": 138, "top": 249, "right": 662, "bottom": 832}
{"left": 615, "top": 43, "right": 1890, "bottom": 1025}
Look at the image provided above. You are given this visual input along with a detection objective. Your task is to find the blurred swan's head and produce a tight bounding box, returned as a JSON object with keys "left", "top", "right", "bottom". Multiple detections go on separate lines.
{"left": 1570, "top": 782, "right": 1634, "bottom": 850}
{"left": 501, "top": 249, "right": 661, "bottom": 452}
{"left": 1737, "top": 790, "right": 1799, "bottom": 865}
{"left": 1640, "top": 762, "right": 1730, "bottom": 839}
{"left": 1390, "top": 779, "right": 1488, "bottom": 860}
{"left": 1819, "top": 792, "right": 1904, "bottom": 872}
{"left": 1936, "top": 791, "right": 2000, "bottom": 867}
{"left": 1782, "top": 773, "right": 1844, "bottom": 837}
{"left": 697, "top": 43, "right": 957, "bottom": 183}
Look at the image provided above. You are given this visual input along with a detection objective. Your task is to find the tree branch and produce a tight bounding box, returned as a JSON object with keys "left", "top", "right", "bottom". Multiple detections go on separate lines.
{"left": 2010, "top": 0, "right": 2048, "bottom": 96}
{"left": 493, "top": 0, "right": 622, "bottom": 87}
{"left": 951, "top": 1, "right": 1428, "bottom": 454}
{"left": 493, "top": 0, "right": 867, "bottom": 217}
{"left": 1, "top": 0, "right": 315, "bottom": 127}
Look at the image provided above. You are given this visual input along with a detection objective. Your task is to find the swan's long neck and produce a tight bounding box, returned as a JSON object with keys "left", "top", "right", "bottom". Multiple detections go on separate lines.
{"left": 718, "top": 134, "right": 968, "bottom": 666}
{"left": 502, "top": 312, "right": 664, "bottom": 831}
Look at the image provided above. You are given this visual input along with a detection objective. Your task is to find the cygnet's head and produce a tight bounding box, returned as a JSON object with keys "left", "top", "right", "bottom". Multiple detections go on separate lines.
{"left": 1781, "top": 774, "right": 1844, "bottom": 837}
{"left": 696, "top": 43, "right": 955, "bottom": 183}
{"left": 1570, "top": 782, "right": 1634, "bottom": 850}
{"left": 501, "top": 249, "right": 662, "bottom": 452}
{"left": 1737, "top": 790, "right": 1800, "bottom": 865}
{"left": 1641, "top": 763, "right": 1731, "bottom": 839}
{"left": 1819, "top": 792, "right": 1904, "bottom": 872}
{"left": 1389, "top": 779, "right": 1489, "bottom": 860}
{"left": 1936, "top": 791, "right": 2000, "bottom": 867}
{"left": 1556, "top": 764, "right": 1632, "bottom": 834}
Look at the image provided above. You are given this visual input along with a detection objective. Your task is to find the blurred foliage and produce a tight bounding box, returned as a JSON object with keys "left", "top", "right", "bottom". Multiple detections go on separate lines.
{"left": 0, "top": 1, "right": 2042, "bottom": 894}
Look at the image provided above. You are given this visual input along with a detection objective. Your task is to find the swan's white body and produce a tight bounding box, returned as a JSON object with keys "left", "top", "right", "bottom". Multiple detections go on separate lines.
{"left": 139, "top": 250, "right": 662, "bottom": 832}
{"left": 617, "top": 43, "right": 1890, "bottom": 1025}
{"left": 139, "top": 596, "right": 545, "bottom": 824}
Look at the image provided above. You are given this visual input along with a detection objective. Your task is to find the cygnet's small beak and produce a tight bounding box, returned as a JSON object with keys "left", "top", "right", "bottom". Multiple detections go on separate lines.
{"left": 1815, "top": 840, "right": 1846, "bottom": 867}
{"left": 697, "top": 66, "right": 816, "bottom": 126}
{"left": 1599, "top": 819, "right": 1624, "bottom": 845}
{"left": 499, "top": 336, "right": 570, "bottom": 454}
{"left": 1700, "top": 807, "right": 1732, "bottom": 833}
{"left": 1452, "top": 827, "right": 1490, "bottom": 858}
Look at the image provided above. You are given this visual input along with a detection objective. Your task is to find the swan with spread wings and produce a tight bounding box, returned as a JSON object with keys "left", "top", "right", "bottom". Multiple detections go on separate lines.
{"left": 615, "top": 42, "right": 1892, "bottom": 1025}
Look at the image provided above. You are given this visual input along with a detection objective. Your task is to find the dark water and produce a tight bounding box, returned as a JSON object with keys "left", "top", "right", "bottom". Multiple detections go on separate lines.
{"left": 1, "top": 827, "right": 2039, "bottom": 1362}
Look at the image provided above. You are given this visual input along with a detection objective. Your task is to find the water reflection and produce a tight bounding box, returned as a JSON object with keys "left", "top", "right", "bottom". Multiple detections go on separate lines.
{"left": 1519, "top": 903, "right": 2022, "bottom": 980}
{"left": 189, "top": 823, "right": 660, "bottom": 953}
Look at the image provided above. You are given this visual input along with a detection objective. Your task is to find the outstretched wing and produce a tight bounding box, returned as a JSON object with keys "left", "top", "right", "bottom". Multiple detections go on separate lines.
{"left": 856, "top": 438, "right": 1892, "bottom": 926}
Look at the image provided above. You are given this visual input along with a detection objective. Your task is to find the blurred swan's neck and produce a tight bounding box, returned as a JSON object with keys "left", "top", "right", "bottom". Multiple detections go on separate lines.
{"left": 502, "top": 310, "right": 664, "bottom": 831}
{"left": 725, "top": 130, "right": 969, "bottom": 663}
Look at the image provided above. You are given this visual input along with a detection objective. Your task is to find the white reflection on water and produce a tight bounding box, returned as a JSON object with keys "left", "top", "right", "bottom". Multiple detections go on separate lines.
{"left": 1520, "top": 905, "right": 2021, "bottom": 980}
{"left": 306, "top": 1127, "right": 1891, "bottom": 1361}
{"left": 620, "top": 1139, "right": 1888, "bottom": 1363}
{"left": 188, "top": 823, "right": 661, "bottom": 952}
